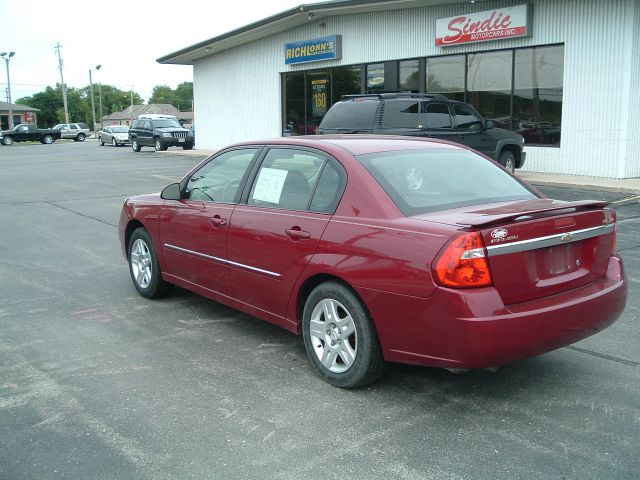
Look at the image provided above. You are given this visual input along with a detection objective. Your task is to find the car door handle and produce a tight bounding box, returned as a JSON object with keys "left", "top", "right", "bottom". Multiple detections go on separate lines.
{"left": 209, "top": 215, "right": 227, "bottom": 227}
{"left": 286, "top": 228, "right": 310, "bottom": 240}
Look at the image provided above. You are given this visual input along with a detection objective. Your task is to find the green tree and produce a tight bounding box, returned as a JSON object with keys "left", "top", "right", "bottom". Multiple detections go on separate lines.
{"left": 149, "top": 82, "right": 193, "bottom": 111}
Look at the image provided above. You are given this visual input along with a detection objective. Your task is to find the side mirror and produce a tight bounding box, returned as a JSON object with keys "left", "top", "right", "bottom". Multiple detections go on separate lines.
{"left": 161, "top": 183, "right": 182, "bottom": 200}
{"left": 484, "top": 119, "right": 494, "bottom": 130}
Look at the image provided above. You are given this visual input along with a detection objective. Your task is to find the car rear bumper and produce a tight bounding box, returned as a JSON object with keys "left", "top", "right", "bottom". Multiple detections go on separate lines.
{"left": 360, "top": 256, "right": 627, "bottom": 369}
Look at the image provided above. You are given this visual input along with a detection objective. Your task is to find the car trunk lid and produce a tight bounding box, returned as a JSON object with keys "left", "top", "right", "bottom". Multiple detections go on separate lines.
{"left": 416, "top": 199, "right": 616, "bottom": 304}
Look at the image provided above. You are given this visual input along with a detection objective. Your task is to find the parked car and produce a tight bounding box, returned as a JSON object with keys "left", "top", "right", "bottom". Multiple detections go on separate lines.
{"left": 99, "top": 125, "right": 130, "bottom": 146}
{"left": 52, "top": 123, "right": 91, "bottom": 142}
{"left": 119, "top": 136, "right": 627, "bottom": 388}
{"left": 0, "top": 124, "right": 61, "bottom": 145}
{"left": 318, "top": 93, "right": 526, "bottom": 173}
{"left": 128, "top": 114, "right": 194, "bottom": 152}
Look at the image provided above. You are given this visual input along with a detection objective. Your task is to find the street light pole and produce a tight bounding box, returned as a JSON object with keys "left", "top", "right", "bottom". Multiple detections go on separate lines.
{"left": 0, "top": 51, "right": 16, "bottom": 129}
{"left": 89, "top": 69, "right": 97, "bottom": 133}
{"left": 95, "top": 64, "right": 103, "bottom": 127}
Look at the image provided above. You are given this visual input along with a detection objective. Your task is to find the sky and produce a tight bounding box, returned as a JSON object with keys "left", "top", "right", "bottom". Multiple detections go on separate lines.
{"left": 0, "top": 0, "right": 326, "bottom": 103}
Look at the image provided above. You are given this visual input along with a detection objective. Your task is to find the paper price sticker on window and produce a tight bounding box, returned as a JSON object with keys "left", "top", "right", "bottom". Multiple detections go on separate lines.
{"left": 252, "top": 168, "right": 289, "bottom": 204}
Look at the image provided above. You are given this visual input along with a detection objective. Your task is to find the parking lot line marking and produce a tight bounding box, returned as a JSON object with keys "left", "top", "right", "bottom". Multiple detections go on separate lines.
{"left": 151, "top": 175, "right": 180, "bottom": 181}
{"left": 611, "top": 195, "right": 640, "bottom": 205}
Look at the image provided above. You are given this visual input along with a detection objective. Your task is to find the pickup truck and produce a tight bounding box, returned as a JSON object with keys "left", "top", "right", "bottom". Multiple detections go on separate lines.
{"left": 0, "top": 124, "right": 62, "bottom": 145}
{"left": 52, "top": 123, "right": 91, "bottom": 141}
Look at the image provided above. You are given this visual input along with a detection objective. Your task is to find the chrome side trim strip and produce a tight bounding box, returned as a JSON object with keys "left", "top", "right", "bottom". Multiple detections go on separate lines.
{"left": 164, "top": 243, "right": 282, "bottom": 278}
{"left": 485, "top": 223, "right": 614, "bottom": 257}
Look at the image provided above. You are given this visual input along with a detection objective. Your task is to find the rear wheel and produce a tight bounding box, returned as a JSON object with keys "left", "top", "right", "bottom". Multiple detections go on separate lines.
{"left": 499, "top": 150, "right": 516, "bottom": 173}
{"left": 77, "top": 133, "right": 86, "bottom": 142}
{"left": 302, "top": 282, "right": 385, "bottom": 388}
{"left": 2, "top": 136, "right": 14, "bottom": 145}
{"left": 128, "top": 227, "right": 172, "bottom": 299}
{"left": 42, "top": 134, "right": 54, "bottom": 144}
{"left": 131, "top": 138, "right": 141, "bottom": 152}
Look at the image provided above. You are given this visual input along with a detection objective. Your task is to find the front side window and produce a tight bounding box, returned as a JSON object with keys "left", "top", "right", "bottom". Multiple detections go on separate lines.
{"left": 248, "top": 149, "right": 326, "bottom": 211}
{"left": 357, "top": 148, "right": 535, "bottom": 215}
{"left": 452, "top": 103, "right": 483, "bottom": 130}
{"left": 185, "top": 148, "right": 258, "bottom": 203}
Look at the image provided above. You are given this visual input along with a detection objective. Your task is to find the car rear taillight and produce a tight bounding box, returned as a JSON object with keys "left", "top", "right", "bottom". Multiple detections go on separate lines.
{"left": 433, "top": 232, "right": 492, "bottom": 288}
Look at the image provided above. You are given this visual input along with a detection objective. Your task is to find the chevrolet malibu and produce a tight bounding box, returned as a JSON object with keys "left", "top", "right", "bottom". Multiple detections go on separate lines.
{"left": 119, "top": 136, "right": 627, "bottom": 388}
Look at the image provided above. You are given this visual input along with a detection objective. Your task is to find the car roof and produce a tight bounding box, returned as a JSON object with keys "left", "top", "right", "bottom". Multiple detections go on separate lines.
{"left": 232, "top": 135, "right": 466, "bottom": 156}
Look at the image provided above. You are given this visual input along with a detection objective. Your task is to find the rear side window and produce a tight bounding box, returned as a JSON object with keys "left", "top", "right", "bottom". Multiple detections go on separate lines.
{"left": 381, "top": 100, "right": 420, "bottom": 128}
{"left": 319, "top": 100, "right": 378, "bottom": 130}
{"left": 424, "top": 103, "right": 452, "bottom": 129}
{"left": 356, "top": 148, "right": 536, "bottom": 215}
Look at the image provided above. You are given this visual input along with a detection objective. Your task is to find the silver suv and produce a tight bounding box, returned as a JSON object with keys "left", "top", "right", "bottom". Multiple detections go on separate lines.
{"left": 53, "top": 123, "right": 91, "bottom": 142}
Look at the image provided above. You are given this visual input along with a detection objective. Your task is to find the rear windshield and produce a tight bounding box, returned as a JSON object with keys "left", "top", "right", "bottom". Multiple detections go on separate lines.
{"left": 319, "top": 100, "right": 378, "bottom": 130}
{"left": 356, "top": 149, "right": 537, "bottom": 215}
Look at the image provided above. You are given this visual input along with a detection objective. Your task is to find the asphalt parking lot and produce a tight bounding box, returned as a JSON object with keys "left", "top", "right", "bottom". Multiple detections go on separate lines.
{"left": 1, "top": 140, "right": 638, "bottom": 480}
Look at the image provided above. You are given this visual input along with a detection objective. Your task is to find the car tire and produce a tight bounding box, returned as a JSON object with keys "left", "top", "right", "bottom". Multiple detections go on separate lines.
{"left": 302, "top": 282, "right": 386, "bottom": 388}
{"left": 498, "top": 150, "right": 516, "bottom": 174}
{"left": 182, "top": 144, "right": 194, "bottom": 150}
{"left": 128, "top": 227, "right": 172, "bottom": 299}
{"left": 132, "top": 139, "right": 141, "bottom": 152}
{"left": 42, "top": 134, "right": 54, "bottom": 144}
{"left": 99, "top": 138, "right": 104, "bottom": 146}
{"left": 2, "top": 136, "right": 14, "bottom": 145}
{"left": 155, "top": 139, "right": 166, "bottom": 151}
{"left": 112, "top": 138, "right": 117, "bottom": 147}
{"left": 77, "top": 133, "right": 86, "bottom": 142}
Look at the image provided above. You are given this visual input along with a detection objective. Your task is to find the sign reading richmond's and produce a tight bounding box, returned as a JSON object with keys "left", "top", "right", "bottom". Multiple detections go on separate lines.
{"left": 285, "top": 35, "right": 342, "bottom": 65}
{"left": 436, "top": 4, "right": 531, "bottom": 46}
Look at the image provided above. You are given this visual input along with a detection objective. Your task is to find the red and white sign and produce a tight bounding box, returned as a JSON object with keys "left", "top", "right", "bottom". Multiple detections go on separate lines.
{"left": 436, "top": 4, "right": 531, "bottom": 46}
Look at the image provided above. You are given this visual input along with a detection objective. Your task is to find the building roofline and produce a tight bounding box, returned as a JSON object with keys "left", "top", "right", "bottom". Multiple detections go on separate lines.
{"left": 157, "top": 0, "right": 451, "bottom": 65}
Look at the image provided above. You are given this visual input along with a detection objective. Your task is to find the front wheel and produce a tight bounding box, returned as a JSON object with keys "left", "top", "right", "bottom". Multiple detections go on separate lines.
{"left": 302, "top": 282, "right": 385, "bottom": 388}
{"left": 155, "top": 139, "right": 167, "bottom": 151}
{"left": 42, "top": 134, "right": 54, "bottom": 144}
{"left": 112, "top": 137, "right": 117, "bottom": 147}
{"left": 77, "top": 133, "right": 86, "bottom": 142}
{"left": 99, "top": 137, "right": 104, "bottom": 146}
{"left": 498, "top": 150, "right": 516, "bottom": 173}
{"left": 128, "top": 227, "right": 172, "bottom": 299}
{"left": 182, "top": 143, "right": 194, "bottom": 150}
{"left": 131, "top": 139, "right": 141, "bottom": 152}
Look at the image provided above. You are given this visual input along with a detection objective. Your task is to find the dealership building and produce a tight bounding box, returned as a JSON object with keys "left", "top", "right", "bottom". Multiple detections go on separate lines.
{"left": 159, "top": 0, "right": 639, "bottom": 179}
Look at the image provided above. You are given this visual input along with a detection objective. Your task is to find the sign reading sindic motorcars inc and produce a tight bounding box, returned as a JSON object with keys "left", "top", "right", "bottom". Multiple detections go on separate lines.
{"left": 436, "top": 4, "right": 531, "bottom": 46}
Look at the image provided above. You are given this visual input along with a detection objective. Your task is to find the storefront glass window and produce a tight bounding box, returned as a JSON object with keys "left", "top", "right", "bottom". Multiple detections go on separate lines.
{"left": 514, "top": 45, "right": 564, "bottom": 146}
{"left": 283, "top": 72, "right": 305, "bottom": 136}
{"left": 426, "top": 55, "right": 465, "bottom": 101}
{"left": 332, "top": 65, "right": 362, "bottom": 103}
{"left": 399, "top": 60, "right": 419, "bottom": 91}
{"left": 367, "top": 63, "right": 385, "bottom": 91}
{"left": 466, "top": 50, "right": 512, "bottom": 130}
{"left": 305, "top": 70, "right": 330, "bottom": 135}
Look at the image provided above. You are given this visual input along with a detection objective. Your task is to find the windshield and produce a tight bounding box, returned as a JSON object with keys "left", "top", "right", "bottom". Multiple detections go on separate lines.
{"left": 111, "top": 126, "right": 129, "bottom": 133}
{"left": 356, "top": 148, "right": 537, "bottom": 215}
{"left": 152, "top": 119, "right": 182, "bottom": 128}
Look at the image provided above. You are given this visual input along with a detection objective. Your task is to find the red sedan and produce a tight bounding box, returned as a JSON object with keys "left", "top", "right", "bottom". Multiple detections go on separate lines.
{"left": 119, "top": 136, "right": 627, "bottom": 388}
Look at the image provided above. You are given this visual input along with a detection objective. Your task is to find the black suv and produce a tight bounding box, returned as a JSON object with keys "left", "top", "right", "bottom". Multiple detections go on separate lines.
{"left": 129, "top": 115, "right": 194, "bottom": 152}
{"left": 318, "top": 93, "right": 525, "bottom": 172}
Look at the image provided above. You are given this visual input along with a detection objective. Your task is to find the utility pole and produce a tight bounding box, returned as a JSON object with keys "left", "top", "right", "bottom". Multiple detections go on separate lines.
{"left": 55, "top": 42, "right": 70, "bottom": 123}
{"left": 0, "top": 51, "right": 15, "bottom": 128}
{"left": 89, "top": 69, "right": 97, "bottom": 132}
